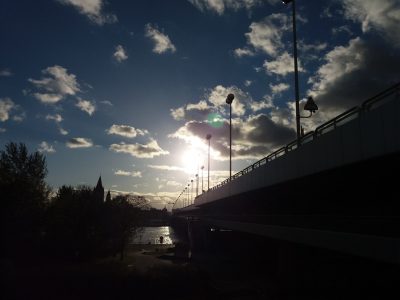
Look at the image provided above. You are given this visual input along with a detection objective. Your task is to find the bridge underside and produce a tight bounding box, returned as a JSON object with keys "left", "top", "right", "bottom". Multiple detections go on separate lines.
{"left": 174, "top": 151, "right": 400, "bottom": 263}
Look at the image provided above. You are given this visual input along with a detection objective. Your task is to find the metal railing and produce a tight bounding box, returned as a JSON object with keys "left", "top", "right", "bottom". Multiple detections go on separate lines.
{"left": 176, "top": 82, "right": 400, "bottom": 209}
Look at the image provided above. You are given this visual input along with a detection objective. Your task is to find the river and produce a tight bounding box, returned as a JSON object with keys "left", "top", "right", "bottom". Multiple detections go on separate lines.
{"left": 130, "top": 226, "right": 178, "bottom": 245}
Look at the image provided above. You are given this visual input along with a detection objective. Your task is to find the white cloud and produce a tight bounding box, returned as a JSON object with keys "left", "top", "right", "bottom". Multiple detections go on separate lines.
{"left": 106, "top": 124, "right": 148, "bottom": 138}
{"left": 332, "top": 25, "right": 353, "bottom": 36}
{"left": 0, "top": 128, "right": 6, "bottom": 133}
{"left": 208, "top": 85, "right": 248, "bottom": 116}
{"left": 145, "top": 23, "right": 176, "bottom": 54}
{"left": 148, "top": 165, "right": 185, "bottom": 172}
{"left": 0, "top": 69, "right": 12, "bottom": 77}
{"left": 46, "top": 113, "right": 63, "bottom": 123}
{"left": 170, "top": 107, "right": 185, "bottom": 121}
{"left": 0, "top": 98, "right": 15, "bottom": 122}
{"left": 244, "top": 80, "right": 252, "bottom": 87}
{"left": 12, "top": 112, "right": 26, "bottom": 122}
{"left": 263, "top": 52, "right": 304, "bottom": 76}
{"left": 234, "top": 48, "right": 254, "bottom": 58}
{"left": 57, "top": 0, "right": 117, "bottom": 25}
{"left": 59, "top": 128, "right": 69, "bottom": 135}
{"left": 100, "top": 100, "right": 113, "bottom": 106}
{"left": 76, "top": 99, "right": 95, "bottom": 115}
{"left": 66, "top": 137, "right": 93, "bottom": 148}
{"left": 166, "top": 181, "right": 181, "bottom": 187}
{"left": 249, "top": 96, "right": 274, "bottom": 112}
{"left": 188, "top": 0, "right": 264, "bottom": 15}
{"left": 113, "top": 45, "right": 128, "bottom": 62}
{"left": 244, "top": 14, "right": 290, "bottom": 57}
{"left": 306, "top": 37, "right": 400, "bottom": 131}
{"left": 270, "top": 83, "right": 290, "bottom": 94}
{"left": 109, "top": 139, "right": 169, "bottom": 158}
{"left": 38, "top": 141, "right": 56, "bottom": 153}
{"left": 29, "top": 65, "right": 80, "bottom": 104}
{"left": 342, "top": 0, "right": 400, "bottom": 46}
{"left": 299, "top": 41, "right": 328, "bottom": 52}
{"left": 114, "top": 170, "right": 142, "bottom": 177}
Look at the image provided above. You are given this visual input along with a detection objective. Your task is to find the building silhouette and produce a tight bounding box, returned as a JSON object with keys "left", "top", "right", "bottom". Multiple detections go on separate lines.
{"left": 93, "top": 176, "right": 105, "bottom": 202}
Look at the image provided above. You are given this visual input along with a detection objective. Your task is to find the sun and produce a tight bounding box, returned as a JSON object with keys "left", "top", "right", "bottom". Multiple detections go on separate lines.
{"left": 181, "top": 149, "right": 203, "bottom": 175}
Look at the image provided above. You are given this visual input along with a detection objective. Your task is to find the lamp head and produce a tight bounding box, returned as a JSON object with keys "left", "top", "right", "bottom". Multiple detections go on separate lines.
{"left": 282, "top": 0, "right": 293, "bottom": 4}
{"left": 226, "top": 93, "right": 235, "bottom": 104}
{"left": 206, "top": 134, "right": 212, "bottom": 140}
{"left": 304, "top": 96, "right": 318, "bottom": 113}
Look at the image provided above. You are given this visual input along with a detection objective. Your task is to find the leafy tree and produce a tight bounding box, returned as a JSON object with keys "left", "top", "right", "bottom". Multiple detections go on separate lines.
{"left": 0, "top": 142, "right": 50, "bottom": 257}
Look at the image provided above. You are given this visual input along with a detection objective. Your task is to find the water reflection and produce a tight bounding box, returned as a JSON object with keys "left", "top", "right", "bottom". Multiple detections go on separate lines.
{"left": 131, "top": 226, "right": 177, "bottom": 245}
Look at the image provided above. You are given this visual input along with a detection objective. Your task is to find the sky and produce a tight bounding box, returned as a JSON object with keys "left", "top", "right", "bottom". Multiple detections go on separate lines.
{"left": 1, "top": 0, "right": 399, "bottom": 209}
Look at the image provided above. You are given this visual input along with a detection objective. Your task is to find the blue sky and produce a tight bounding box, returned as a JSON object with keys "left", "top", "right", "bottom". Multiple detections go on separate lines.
{"left": 1, "top": 0, "right": 399, "bottom": 208}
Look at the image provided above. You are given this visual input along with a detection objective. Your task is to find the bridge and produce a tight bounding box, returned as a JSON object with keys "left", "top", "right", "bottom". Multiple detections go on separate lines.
{"left": 172, "top": 82, "right": 400, "bottom": 264}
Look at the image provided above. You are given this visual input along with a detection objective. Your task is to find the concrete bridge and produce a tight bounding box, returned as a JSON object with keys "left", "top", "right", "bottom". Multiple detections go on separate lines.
{"left": 172, "top": 82, "right": 400, "bottom": 264}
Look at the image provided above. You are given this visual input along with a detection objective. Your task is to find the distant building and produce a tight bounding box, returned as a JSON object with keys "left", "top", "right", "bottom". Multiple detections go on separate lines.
{"left": 93, "top": 176, "right": 105, "bottom": 202}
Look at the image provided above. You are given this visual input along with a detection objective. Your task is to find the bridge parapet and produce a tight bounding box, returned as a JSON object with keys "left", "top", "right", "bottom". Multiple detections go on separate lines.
{"left": 190, "top": 83, "right": 400, "bottom": 208}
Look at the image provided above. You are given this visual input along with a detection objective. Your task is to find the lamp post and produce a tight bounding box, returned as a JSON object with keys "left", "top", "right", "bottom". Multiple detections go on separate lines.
{"left": 184, "top": 187, "right": 187, "bottom": 208}
{"left": 187, "top": 183, "right": 190, "bottom": 206}
{"left": 282, "top": 0, "right": 301, "bottom": 144}
{"left": 201, "top": 166, "right": 204, "bottom": 194}
{"left": 189, "top": 179, "right": 193, "bottom": 205}
{"left": 226, "top": 93, "right": 234, "bottom": 181}
{"left": 206, "top": 134, "right": 212, "bottom": 191}
{"left": 195, "top": 174, "right": 199, "bottom": 198}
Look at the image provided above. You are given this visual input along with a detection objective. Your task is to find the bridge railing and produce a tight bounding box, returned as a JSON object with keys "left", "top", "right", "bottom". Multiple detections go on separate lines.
{"left": 175, "top": 82, "right": 400, "bottom": 209}
{"left": 205, "top": 82, "right": 400, "bottom": 194}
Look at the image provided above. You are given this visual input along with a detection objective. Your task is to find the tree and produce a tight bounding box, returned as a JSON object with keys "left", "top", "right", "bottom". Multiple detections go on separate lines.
{"left": 0, "top": 142, "right": 50, "bottom": 257}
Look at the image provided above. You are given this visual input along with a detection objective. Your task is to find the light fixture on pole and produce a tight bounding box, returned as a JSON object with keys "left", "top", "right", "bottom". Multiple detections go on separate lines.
{"left": 184, "top": 187, "right": 187, "bottom": 208}
{"left": 226, "top": 93, "right": 234, "bottom": 181}
{"left": 201, "top": 166, "right": 204, "bottom": 193}
{"left": 187, "top": 183, "right": 190, "bottom": 206}
{"left": 206, "top": 134, "right": 212, "bottom": 191}
{"left": 190, "top": 179, "right": 193, "bottom": 205}
{"left": 195, "top": 174, "right": 199, "bottom": 198}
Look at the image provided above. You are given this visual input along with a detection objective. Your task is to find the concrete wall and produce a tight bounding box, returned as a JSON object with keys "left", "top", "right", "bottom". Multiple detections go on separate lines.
{"left": 193, "top": 93, "right": 400, "bottom": 207}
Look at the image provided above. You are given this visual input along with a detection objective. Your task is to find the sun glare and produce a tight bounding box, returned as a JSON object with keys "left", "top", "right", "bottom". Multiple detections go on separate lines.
{"left": 181, "top": 149, "right": 202, "bottom": 174}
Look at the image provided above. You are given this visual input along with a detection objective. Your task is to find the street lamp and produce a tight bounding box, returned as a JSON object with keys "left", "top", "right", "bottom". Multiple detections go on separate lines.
{"left": 195, "top": 174, "right": 199, "bottom": 198}
{"left": 187, "top": 183, "right": 190, "bottom": 206}
{"left": 201, "top": 166, "right": 204, "bottom": 193}
{"left": 184, "top": 187, "right": 187, "bottom": 208}
{"left": 282, "top": 0, "right": 301, "bottom": 144}
{"left": 226, "top": 93, "right": 234, "bottom": 181}
{"left": 190, "top": 179, "right": 193, "bottom": 205}
{"left": 206, "top": 134, "right": 212, "bottom": 191}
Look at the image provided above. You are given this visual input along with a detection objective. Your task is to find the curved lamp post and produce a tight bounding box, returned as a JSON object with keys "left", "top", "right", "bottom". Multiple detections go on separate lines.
{"left": 206, "top": 134, "right": 212, "bottom": 191}
{"left": 201, "top": 166, "right": 204, "bottom": 193}
{"left": 226, "top": 93, "right": 234, "bottom": 181}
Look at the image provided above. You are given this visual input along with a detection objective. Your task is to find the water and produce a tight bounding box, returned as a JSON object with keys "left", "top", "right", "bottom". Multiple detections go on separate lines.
{"left": 130, "top": 226, "right": 178, "bottom": 245}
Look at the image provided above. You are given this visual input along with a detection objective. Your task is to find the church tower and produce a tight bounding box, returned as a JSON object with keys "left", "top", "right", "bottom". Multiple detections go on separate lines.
{"left": 93, "top": 176, "right": 105, "bottom": 202}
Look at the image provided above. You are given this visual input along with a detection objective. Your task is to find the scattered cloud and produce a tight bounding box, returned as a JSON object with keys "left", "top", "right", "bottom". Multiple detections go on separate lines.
{"left": 342, "top": 0, "right": 400, "bottom": 46}
{"left": 249, "top": 96, "right": 274, "bottom": 112}
{"left": 145, "top": 23, "right": 176, "bottom": 54}
{"left": 106, "top": 124, "right": 148, "bottom": 138}
{"left": 148, "top": 165, "right": 185, "bottom": 172}
{"left": 38, "top": 141, "right": 56, "bottom": 153}
{"left": 100, "top": 100, "right": 113, "bottom": 106}
{"left": 299, "top": 41, "right": 328, "bottom": 52}
{"left": 270, "top": 83, "right": 290, "bottom": 94}
{"left": 306, "top": 37, "right": 400, "bottom": 130}
{"left": 114, "top": 170, "right": 142, "bottom": 177}
{"left": 243, "top": 14, "right": 290, "bottom": 57}
{"left": 0, "top": 128, "right": 6, "bottom": 133}
{"left": 169, "top": 113, "right": 294, "bottom": 160}
{"left": 29, "top": 65, "right": 80, "bottom": 104}
{"left": 208, "top": 85, "right": 248, "bottom": 116}
{"left": 263, "top": 52, "right": 304, "bottom": 76}
{"left": 244, "top": 80, "right": 252, "bottom": 87}
{"left": 113, "top": 45, "right": 128, "bottom": 62}
{"left": 110, "top": 139, "right": 169, "bottom": 158}
{"left": 46, "top": 113, "right": 63, "bottom": 123}
{"left": 12, "top": 111, "right": 26, "bottom": 122}
{"left": 0, "top": 98, "right": 15, "bottom": 122}
{"left": 332, "top": 25, "right": 353, "bottom": 36}
{"left": 234, "top": 48, "right": 254, "bottom": 58}
{"left": 59, "top": 128, "right": 69, "bottom": 135}
{"left": 76, "top": 99, "right": 95, "bottom": 115}
{"left": 0, "top": 69, "right": 12, "bottom": 77}
{"left": 66, "top": 137, "right": 93, "bottom": 148}
{"left": 57, "top": 0, "right": 117, "bottom": 25}
{"left": 188, "top": 0, "right": 264, "bottom": 15}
